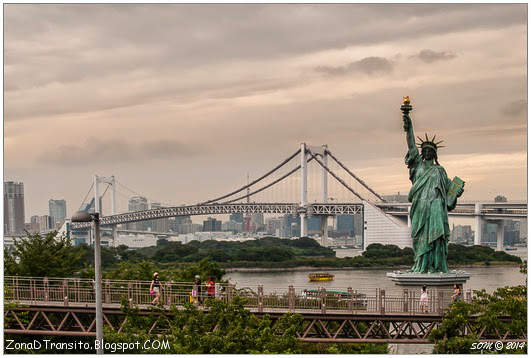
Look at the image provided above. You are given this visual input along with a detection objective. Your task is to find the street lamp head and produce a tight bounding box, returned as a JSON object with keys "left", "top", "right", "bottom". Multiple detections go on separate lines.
{"left": 71, "top": 211, "right": 94, "bottom": 222}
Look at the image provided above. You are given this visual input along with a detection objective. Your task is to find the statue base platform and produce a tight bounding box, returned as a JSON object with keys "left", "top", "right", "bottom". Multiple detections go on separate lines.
{"left": 386, "top": 270, "right": 471, "bottom": 307}
{"left": 386, "top": 270, "right": 470, "bottom": 286}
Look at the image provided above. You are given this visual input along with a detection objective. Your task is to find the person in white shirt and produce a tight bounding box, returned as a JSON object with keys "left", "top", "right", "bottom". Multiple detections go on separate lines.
{"left": 420, "top": 285, "right": 429, "bottom": 313}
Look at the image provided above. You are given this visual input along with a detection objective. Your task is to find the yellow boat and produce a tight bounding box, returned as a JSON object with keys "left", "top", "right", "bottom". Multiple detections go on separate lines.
{"left": 308, "top": 273, "right": 335, "bottom": 281}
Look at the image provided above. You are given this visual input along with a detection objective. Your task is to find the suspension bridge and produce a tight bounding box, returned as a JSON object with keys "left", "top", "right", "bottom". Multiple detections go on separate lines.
{"left": 63, "top": 143, "right": 526, "bottom": 249}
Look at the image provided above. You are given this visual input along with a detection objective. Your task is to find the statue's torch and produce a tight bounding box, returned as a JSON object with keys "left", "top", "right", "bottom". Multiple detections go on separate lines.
{"left": 401, "top": 96, "right": 413, "bottom": 132}
{"left": 400, "top": 96, "right": 412, "bottom": 115}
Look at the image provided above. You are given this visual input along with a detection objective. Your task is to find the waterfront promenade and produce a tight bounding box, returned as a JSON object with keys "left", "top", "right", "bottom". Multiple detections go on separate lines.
{"left": 4, "top": 276, "right": 525, "bottom": 343}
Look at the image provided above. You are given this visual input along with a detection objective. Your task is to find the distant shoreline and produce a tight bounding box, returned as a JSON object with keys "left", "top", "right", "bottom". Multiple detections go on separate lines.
{"left": 224, "top": 263, "right": 521, "bottom": 273}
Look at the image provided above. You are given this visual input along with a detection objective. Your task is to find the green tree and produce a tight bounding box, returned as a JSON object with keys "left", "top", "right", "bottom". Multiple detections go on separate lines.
{"left": 104, "top": 260, "right": 157, "bottom": 280}
{"left": 4, "top": 232, "right": 85, "bottom": 277}
{"left": 104, "top": 296, "right": 387, "bottom": 354}
{"left": 430, "top": 285, "right": 527, "bottom": 354}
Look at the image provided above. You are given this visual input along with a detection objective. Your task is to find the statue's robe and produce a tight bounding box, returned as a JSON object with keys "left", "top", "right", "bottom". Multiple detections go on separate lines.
{"left": 405, "top": 146, "right": 453, "bottom": 273}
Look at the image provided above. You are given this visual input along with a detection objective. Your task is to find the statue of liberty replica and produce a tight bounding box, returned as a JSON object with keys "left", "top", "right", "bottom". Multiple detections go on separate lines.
{"left": 401, "top": 97, "right": 465, "bottom": 274}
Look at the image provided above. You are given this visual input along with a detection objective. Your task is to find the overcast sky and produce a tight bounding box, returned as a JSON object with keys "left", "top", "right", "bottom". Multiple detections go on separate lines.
{"left": 4, "top": 4, "right": 527, "bottom": 219}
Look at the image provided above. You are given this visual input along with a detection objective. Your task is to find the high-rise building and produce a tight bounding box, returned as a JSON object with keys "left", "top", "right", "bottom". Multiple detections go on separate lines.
{"left": 518, "top": 219, "right": 527, "bottom": 241}
{"left": 127, "top": 196, "right": 148, "bottom": 231}
{"left": 39, "top": 215, "right": 54, "bottom": 233}
{"left": 450, "top": 224, "right": 473, "bottom": 244}
{"left": 251, "top": 213, "right": 264, "bottom": 232}
{"left": 282, "top": 214, "right": 299, "bottom": 238}
{"left": 49, "top": 199, "right": 67, "bottom": 225}
{"left": 265, "top": 217, "right": 283, "bottom": 237}
{"left": 481, "top": 222, "right": 498, "bottom": 246}
{"left": 4, "top": 181, "right": 25, "bottom": 235}
{"left": 307, "top": 216, "right": 322, "bottom": 234}
{"left": 230, "top": 213, "right": 244, "bottom": 223}
{"left": 336, "top": 215, "right": 354, "bottom": 235}
{"left": 222, "top": 220, "right": 243, "bottom": 233}
{"left": 28, "top": 215, "right": 41, "bottom": 233}
{"left": 203, "top": 217, "right": 222, "bottom": 232}
{"left": 150, "top": 202, "right": 169, "bottom": 233}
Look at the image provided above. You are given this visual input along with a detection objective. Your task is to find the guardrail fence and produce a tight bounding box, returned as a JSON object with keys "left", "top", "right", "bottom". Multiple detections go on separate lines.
{"left": 4, "top": 276, "right": 471, "bottom": 315}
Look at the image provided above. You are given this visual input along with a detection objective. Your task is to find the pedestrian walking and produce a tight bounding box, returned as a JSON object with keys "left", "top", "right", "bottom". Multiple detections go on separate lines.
{"left": 150, "top": 272, "right": 161, "bottom": 305}
{"left": 207, "top": 276, "right": 216, "bottom": 299}
{"left": 420, "top": 285, "right": 429, "bottom": 313}
{"left": 194, "top": 275, "right": 203, "bottom": 303}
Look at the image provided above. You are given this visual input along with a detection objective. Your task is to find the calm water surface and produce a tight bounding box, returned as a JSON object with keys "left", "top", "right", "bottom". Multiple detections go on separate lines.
{"left": 224, "top": 246, "right": 527, "bottom": 294}
{"left": 224, "top": 266, "right": 525, "bottom": 294}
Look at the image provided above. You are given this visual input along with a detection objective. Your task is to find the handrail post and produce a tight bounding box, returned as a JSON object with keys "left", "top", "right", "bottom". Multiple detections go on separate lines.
{"left": 105, "top": 279, "right": 111, "bottom": 304}
{"left": 62, "top": 279, "right": 67, "bottom": 304}
{"left": 15, "top": 276, "right": 19, "bottom": 300}
{"left": 288, "top": 285, "right": 295, "bottom": 312}
{"left": 127, "top": 282, "right": 133, "bottom": 307}
{"left": 65, "top": 279, "right": 69, "bottom": 301}
{"left": 63, "top": 279, "right": 69, "bottom": 306}
{"left": 44, "top": 277, "right": 49, "bottom": 302}
{"left": 403, "top": 289, "right": 408, "bottom": 313}
{"left": 348, "top": 287, "right": 353, "bottom": 311}
{"left": 136, "top": 280, "right": 140, "bottom": 305}
{"left": 128, "top": 282, "right": 132, "bottom": 302}
{"left": 258, "top": 285, "right": 264, "bottom": 313}
{"left": 380, "top": 289, "right": 385, "bottom": 315}
{"left": 438, "top": 291, "right": 444, "bottom": 314}
{"left": 166, "top": 283, "right": 172, "bottom": 306}
{"left": 320, "top": 287, "right": 326, "bottom": 314}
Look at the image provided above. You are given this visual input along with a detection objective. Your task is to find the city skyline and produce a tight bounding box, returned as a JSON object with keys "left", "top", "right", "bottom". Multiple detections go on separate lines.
{"left": 4, "top": 4, "right": 527, "bottom": 218}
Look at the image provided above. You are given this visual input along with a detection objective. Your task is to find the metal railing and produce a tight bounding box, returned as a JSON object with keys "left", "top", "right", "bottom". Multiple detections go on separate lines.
{"left": 4, "top": 276, "right": 471, "bottom": 315}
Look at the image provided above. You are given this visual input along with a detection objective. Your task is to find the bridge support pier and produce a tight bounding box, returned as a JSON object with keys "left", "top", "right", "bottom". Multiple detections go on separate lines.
{"left": 496, "top": 220, "right": 505, "bottom": 251}
{"left": 474, "top": 203, "right": 483, "bottom": 245}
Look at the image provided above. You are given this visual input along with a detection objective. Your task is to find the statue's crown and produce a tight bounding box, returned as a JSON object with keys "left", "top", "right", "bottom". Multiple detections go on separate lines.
{"left": 416, "top": 133, "right": 445, "bottom": 151}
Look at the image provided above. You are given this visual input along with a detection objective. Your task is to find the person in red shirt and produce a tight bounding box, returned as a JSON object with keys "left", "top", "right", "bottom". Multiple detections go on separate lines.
{"left": 207, "top": 276, "right": 216, "bottom": 298}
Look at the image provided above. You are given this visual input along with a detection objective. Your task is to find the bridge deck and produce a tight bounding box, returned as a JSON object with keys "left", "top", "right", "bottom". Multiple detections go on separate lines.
{"left": 7, "top": 300, "right": 443, "bottom": 318}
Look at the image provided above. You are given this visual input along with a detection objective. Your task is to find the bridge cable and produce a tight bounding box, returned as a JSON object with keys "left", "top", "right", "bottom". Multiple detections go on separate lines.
{"left": 101, "top": 183, "right": 110, "bottom": 198}
{"left": 78, "top": 182, "right": 95, "bottom": 211}
{"left": 222, "top": 156, "right": 315, "bottom": 204}
{"left": 325, "top": 149, "right": 386, "bottom": 202}
{"left": 200, "top": 148, "right": 301, "bottom": 204}
{"left": 308, "top": 151, "right": 366, "bottom": 202}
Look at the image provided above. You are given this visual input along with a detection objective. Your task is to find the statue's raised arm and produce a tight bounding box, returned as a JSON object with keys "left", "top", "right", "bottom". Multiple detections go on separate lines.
{"left": 401, "top": 96, "right": 417, "bottom": 154}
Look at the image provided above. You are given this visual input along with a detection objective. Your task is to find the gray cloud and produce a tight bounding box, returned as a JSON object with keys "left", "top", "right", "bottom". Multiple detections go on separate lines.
{"left": 411, "top": 49, "right": 457, "bottom": 63}
{"left": 501, "top": 99, "right": 527, "bottom": 117}
{"left": 38, "top": 137, "right": 200, "bottom": 166}
{"left": 4, "top": 4, "right": 525, "bottom": 93}
{"left": 316, "top": 56, "right": 394, "bottom": 76}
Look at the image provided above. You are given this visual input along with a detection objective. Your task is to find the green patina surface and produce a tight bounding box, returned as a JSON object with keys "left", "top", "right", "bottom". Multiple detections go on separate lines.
{"left": 401, "top": 99, "right": 464, "bottom": 273}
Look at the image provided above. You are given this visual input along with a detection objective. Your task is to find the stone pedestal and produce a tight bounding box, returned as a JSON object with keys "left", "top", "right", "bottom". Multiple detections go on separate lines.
{"left": 386, "top": 270, "right": 470, "bottom": 286}
{"left": 386, "top": 270, "right": 470, "bottom": 312}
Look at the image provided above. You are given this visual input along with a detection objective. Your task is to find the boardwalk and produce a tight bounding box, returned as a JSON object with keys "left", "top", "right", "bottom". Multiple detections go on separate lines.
{"left": 4, "top": 276, "right": 525, "bottom": 343}
{"left": 5, "top": 276, "right": 456, "bottom": 315}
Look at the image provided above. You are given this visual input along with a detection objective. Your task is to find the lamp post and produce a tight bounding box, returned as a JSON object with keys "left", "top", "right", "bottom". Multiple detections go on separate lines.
{"left": 71, "top": 211, "right": 103, "bottom": 354}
